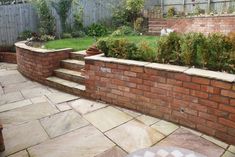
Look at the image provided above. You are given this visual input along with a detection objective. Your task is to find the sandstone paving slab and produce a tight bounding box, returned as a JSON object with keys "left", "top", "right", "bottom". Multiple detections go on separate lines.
{"left": 202, "top": 135, "right": 228, "bottom": 149}
{"left": 180, "top": 126, "right": 202, "bottom": 136}
{"left": 0, "top": 99, "right": 32, "bottom": 112}
{"left": 0, "top": 70, "right": 18, "bottom": 77}
{"left": 21, "top": 87, "right": 52, "bottom": 99}
{"left": 70, "top": 99, "right": 107, "bottom": 115}
{"left": 3, "top": 81, "right": 40, "bottom": 94}
{"left": 0, "top": 91, "right": 24, "bottom": 106}
{"left": 8, "top": 150, "right": 29, "bottom": 157}
{"left": 151, "top": 120, "right": 179, "bottom": 136}
{"left": 84, "top": 106, "right": 133, "bottom": 132}
{"left": 136, "top": 115, "right": 160, "bottom": 126}
{"left": 55, "top": 102, "right": 72, "bottom": 111}
{"left": 222, "top": 151, "right": 235, "bottom": 157}
{"left": 0, "top": 74, "right": 27, "bottom": 86}
{"left": 95, "top": 146, "right": 127, "bottom": 157}
{"left": 30, "top": 96, "right": 49, "bottom": 104}
{"left": 0, "top": 63, "right": 18, "bottom": 70}
{"left": 116, "top": 107, "right": 141, "bottom": 118}
{"left": 155, "top": 128, "right": 225, "bottom": 157}
{"left": 28, "top": 125, "right": 115, "bottom": 157}
{"left": 105, "top": 120, "right": 165, "bottom": 153}
{"left": 46, "top": 92, "right": 79, "bottom": 104}
{"left": 2, "top": 121, "right": 48, "bottom": 156}
{"left": 40, "top": 110, "right": 89, "bottom": 138}
{"left": 0, "top": 102, "right": 59, "bottom": 126}
{"left": 229, "top": 145, "right": 235, "bottom": 154}
{"left": 0, "top": 86, "right": 3, "bottom": 95}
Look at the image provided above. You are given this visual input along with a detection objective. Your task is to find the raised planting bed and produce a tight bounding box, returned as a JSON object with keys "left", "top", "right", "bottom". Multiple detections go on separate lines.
{"left": 15, "top": 41, "right": 72, "bottom": 83}
{"left": 85, "top": 54, "right": 235, "bottom": 145}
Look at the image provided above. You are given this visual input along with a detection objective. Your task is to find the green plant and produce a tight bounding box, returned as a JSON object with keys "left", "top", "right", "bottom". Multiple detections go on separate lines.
{"left": 18, "top": 30, "right": 33, "bottom": 40}
{"left": 39, "top": 35, "right": 55, "bottom": 42}
{"left": 71, "top": 30, "right": 86, "bottom": 38}
{"left": 52, "top": 0, "right": 73, "bottom": 33}
{"left": 62, "top": 33, "right": 73, "bottom": 39}
{"left": 180, "top": 33, "right": 207, "bottom": 66}
{"left": 157, "top": 32, "right": 182, "bottom": 64}
{"left": 86, "top": 23, "right": 108, "bottom": 37}
{"left": 111, "top": 26, "right": 138, "bottom": 36}
{"left": 167, "top": 7, "right": 176, "bottom": 18}
{"left": 134, "top": 17, "right": 144, "bottom": 32}
{"left": 35, "top": 0, "right": 56, "bottom": 36}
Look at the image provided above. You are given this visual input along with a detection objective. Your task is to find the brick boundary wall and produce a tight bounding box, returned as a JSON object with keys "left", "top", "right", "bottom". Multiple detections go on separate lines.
{"left": 0, "top": 52, "right": 17, "bottom": 64}
{"left": 85, "top": 55, "right": 235, "bottom": 145}
{"left": 15, "top": 41, "right": 71, "bottom": 83}
{"left": 149, "top": 15, "right": 235, "bottom": 35}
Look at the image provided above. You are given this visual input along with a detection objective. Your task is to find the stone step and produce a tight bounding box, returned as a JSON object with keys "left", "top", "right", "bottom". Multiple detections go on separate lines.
{"left": 70, "top": 50, "right": 87, "bottom": 60}
{"left": 46, "top": 77, "right": 86, "bottom": 96}
{"left": 54, "top": 68, "right": 85, "bottom": 84}
{"left": 61, "top": 59, "right": 85, "bottom": 71}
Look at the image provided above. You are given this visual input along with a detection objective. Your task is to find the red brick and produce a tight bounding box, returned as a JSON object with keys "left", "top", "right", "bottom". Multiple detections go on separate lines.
{"left": 118, "top": 64, "right": 129, "bottom": 70}
{"left": 155, "top": 83, "right": 172, "bottom": 91}
{"left": 192, "top": 76, "right": 210, "bottom": 85}
{"left": 106, "top": 63, "right": 117, "bottom": 68}
{"left": 124, "top": 71, "right": 137, "bottom": 77}
{"left": 167, "top": 79, "right": 182, "bottom": 86}
{"left": 137, "top": 85, "right": 150, "bottom": 91}
{"left": 111, "top": 89, "right": 123, "bottom": 96}
{"left": 206, "top": 121, "right": 227, "bottom": 132}
{"left": 199, "top": 112, "right": 217, "bottom": 122}
{"left": 219, "top": 104, "right": 235, "bottom": 114}
{"left": 183, "top": 82, "right": 200, "bottom": 90}
{"left": 199, "top": 99, "right": 218, "bottom": 108}
{"left": 174, "top": 73, "right": 191, "bottom": 82}
{"left": 221, "top": 90, "right": 235, "bottom": 98}
{"left": 189, "top": 103, "right": 207, "bottom": 112}
{"left": 211, "top": 80, "right": 232, "bottom": 89}
{"left": 209, "top": 95, "right": 229, "bottom": 104}
{"left": 130, "top": 88, "right": 143, "bottom": 95}
{"left": 219, "top": 118, "right": 235, "bottom": 128}
{"left": 190, "top": 90, "right": 208, "bottom": 99}
{"left": 197, "top": 124, "right": 215, "bottom": 136}
{"left": 129, "top": 77, "right": 142, "bottom": 84}
{"left": 201, "top": 85, "right": 220, "bottom": 94}
{"left": 231, "top": 99, "right": 235, "bottom": 106}
{"left": 130, "top": 66, "right": 144, "bottom": 73}
{"left": 229, "top": 114, "right": 235, "bottom": 121}
{"left": 207, "top": 107, "right": 229, "bottom": 118}
{"left": 173, "top": 86, "right": 190, "bottom": 95}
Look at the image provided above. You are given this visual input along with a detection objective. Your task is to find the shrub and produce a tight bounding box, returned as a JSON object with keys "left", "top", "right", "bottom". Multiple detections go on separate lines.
{"left": 71, "top": 30, "right": 86, "bottom": 38}
{"left": 157, "top": 32, "right": 181, "bottom": 64}
{"left": 134, "top": 17, "right": 144, "bottom": 32}
{"left": 18, "top": 30, "right": 33, "bottom": 40}
{"left": 35, "top": 0, "right": 56, "bottom": 36}
{"left": 86, "top": 23, "right": 108, "bottom": 37}
{"left": 39, "top": 35, "right": 55, "bottom": 42}
{"left": 62, "top": 33, "right": 73, "bottom": 39}
{"left": 167, "top": 7, "right": 176, "bottom": 18}
{"left": 111, "top": 26, "right": 138, "bottom": 36}
{"left": 180, "top": 33, "right": 208, "bottom": 66}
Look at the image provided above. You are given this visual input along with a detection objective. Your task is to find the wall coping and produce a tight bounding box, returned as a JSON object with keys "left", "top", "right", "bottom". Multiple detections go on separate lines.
{"left": 85, "top": 54, "right": 235, "bottom": 83}
{"left": 15, "top": 41, "right": 72, "bottom": 54}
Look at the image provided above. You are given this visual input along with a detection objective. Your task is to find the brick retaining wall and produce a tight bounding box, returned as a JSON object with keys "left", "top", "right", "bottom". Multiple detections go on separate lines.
{"left": 15, "top": 41, "right": 71, "bottom": 83}
{"left": 85, "top": 55, "right": 235, "bottom": 145}
{"left": 0, "top": 52, "right": 17, "bottom": 64}
{"left": 149, "top": 16, "right": 235, "bottom": 35}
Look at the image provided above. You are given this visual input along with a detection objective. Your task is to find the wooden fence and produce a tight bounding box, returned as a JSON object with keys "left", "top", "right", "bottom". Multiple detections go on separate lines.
{"left": 0, "top": 0, "right": 234, "bottom": 47}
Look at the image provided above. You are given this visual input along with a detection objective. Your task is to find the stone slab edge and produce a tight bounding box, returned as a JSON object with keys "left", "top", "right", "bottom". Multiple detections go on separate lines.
{"left": 85, "top": 54, "right": 235, "bottom": 83}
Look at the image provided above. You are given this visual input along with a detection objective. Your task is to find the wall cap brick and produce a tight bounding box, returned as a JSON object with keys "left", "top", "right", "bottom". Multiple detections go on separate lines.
{"left": 15, "top": 41, "right": 72, "bottom": 54}
{"left": 86, "top": 54, "right": 235, "bottom": 83}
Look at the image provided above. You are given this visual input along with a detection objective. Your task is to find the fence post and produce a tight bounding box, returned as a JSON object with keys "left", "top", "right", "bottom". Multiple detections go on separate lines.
{"left": 161, "top": 0, "right": 164, "bottom": 16}
{"left": 208, "top": 0, "right": 211, "bottom": 13}
{"left": 182, "top": 0, "right": 185, "bottom": 13}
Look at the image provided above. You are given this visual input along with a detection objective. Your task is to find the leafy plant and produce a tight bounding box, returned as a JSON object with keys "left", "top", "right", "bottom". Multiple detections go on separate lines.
{"left": 35, "top": 0, "right": 56, "bottom": 36}
{"left": 39, "top": 35, "right": 55, "bottom": 41}
{"left": 167, "top": 7, "right": 176, "bottom": 18}
{"left": 134, "top": 17, "right": 144, "bottom": 32}
{"left": 62, "top": 33, "right": 73, "bottom": 39}
{"left": 157, "top": 32, "right": 182, "bottom": 64}
{"left": 18, "top": 30, "right": 33, "bottom": 40}
{"left": 111, "top": 26, "right": 138, "bottom": 37}
{"left": 86, "top": 23, "right": 108, "bottom": 37}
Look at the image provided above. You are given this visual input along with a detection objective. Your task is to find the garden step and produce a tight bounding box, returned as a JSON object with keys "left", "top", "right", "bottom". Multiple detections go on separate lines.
{"left": 54, "top": 68, "right": 85, "bottom": 84}
{"left": 61, "top": 59, "right": 85, "bottom": 71}
{"left": 46, "top": 77, "right": 86, "bottom": 96}
{"left": 70, "top": 50, "right": 87, "bottom": 60}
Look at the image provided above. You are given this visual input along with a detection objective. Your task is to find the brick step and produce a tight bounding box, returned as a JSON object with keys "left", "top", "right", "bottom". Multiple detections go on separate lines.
{"left": 61, "top": 59, "right": 85, "bottom": 71}
{"left": 46, "top": 77, "right": 86, "bottom": 96}
{"left": 149, "top": 25, "right": 166, "bottom": 28}
{"left": 54, "top": 68, "right": 85, "bottom": 84}
{"left": 149, "top": 21, "right": 167, "bottom": 24}
{"left": 70, "top": 50, "right": 87, "bottom": 60}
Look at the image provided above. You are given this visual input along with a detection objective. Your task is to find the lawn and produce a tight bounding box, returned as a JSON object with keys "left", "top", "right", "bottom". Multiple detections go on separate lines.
{"left": 44, "top": 36, "right": 160, "bottom": 51}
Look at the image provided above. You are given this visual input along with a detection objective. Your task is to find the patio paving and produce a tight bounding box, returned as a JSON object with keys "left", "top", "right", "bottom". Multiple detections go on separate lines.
{"left": 0, "top": 62, "right": 235, "bottom": 157}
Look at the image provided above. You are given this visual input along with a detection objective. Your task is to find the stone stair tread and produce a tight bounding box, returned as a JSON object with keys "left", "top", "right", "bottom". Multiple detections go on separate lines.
{"left": 61, "top": 59, "right": 85, "bottom": 66}
{"left": 70, "top": 50, "right": 86, "bottom": 55}
{"left": 54, "top": 68, "right": 85, "bottom": 78}
{"left": 46, "top": 77, "right": 86, "bottom": 91}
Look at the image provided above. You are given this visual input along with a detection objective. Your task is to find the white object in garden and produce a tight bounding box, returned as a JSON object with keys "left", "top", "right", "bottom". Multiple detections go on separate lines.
{"left": 161, "top": 28, "right": 174, "bottom": 36}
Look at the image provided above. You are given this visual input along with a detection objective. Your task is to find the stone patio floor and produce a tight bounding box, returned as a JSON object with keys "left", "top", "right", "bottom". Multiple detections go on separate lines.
{"left": 0, "top": 62, "right": 235, "bottom": 157}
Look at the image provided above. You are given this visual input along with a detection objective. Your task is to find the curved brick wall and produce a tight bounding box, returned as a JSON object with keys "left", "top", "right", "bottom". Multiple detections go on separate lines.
{"left": 0, "top": 52, "right": 17, "bottom": 64}
{"left": 85, "top": 55, "right": 235, "bottom": 145}
{"left": 15, "top": 41, "right": 71, "bottom": 83}
{"left": 149, "top": 15, "right": 235, "bottom": 35}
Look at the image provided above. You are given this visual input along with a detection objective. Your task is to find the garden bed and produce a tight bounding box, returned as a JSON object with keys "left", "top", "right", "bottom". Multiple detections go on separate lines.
{"left": 85, "top": 54, "right": 235, "bottom": 145}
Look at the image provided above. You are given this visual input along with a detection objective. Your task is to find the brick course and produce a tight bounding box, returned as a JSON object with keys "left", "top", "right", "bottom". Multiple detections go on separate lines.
{"left": 0, "top": 52, "right": 17, "bottom": 64}
{"left": 16, "top": 42, "right": 71, "bottom": 83}
{"left": 85, "top": 56, "right": 235, "bottom": 145}
{"left": 149, "top": 16, "right": 235, "bottom": 35}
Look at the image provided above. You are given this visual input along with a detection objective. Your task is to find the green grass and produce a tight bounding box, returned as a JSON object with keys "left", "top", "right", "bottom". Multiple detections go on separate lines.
{"left": 44, "top": 36, "right": 160, "bottom": 51}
